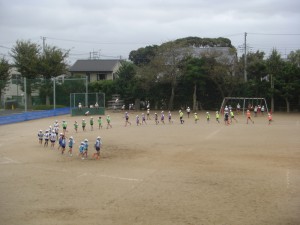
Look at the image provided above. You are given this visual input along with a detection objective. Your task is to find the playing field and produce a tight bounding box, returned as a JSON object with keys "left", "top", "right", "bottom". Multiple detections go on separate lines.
{"left": 0, "top": 111, "right": 299, "bottom": 225}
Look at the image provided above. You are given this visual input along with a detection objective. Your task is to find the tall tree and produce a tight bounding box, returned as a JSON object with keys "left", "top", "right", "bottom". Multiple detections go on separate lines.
{"left": 38, "top": 45, "right": 69, "bottom": 105}
{"left": 0, "top": 57, "right": 10, "bottom": 105}
{"left": 183, "top": 57, "right": 206, "bottom": 111}
{"left": 10, "top": 40, "right": 40, "bottom": 108}
{"left": 266, "top": 49, "right": 284, "bottom": 112}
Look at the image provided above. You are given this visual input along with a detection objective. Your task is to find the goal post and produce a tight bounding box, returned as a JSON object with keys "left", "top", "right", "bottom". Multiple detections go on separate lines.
{"left": 70, "top": 92, "right": 105, "bottom": 116}
{"left": 220, "top": 97, "right": 269, "bottom": 115}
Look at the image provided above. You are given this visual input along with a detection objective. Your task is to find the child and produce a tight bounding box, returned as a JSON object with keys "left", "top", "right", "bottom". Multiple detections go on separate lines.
{"left": 124, "top": 112, "right": 131, "bottom": 126}
{"left": 179, "top": 110, "right": 184, "bottom": 124}
{"left": 154, "top": 113, "right": 159, "bottom": 125}
{"left": 268, "top": 113, "right": 273, "bottom": 125}
{"left": 50, "top": 130, "right": 56, "bottom": 148}
{"left": 246, "top": 110, "right": 254, "bottom": 124}
{"left": 79, "top": 142, "right": 85, "bottom": 159}
{"left": 68, "top": 136, "right": 75, "bottom": 156}
{"left": 160, "top": 111, "right": 165, "bottom": 124}
{"left": 194, "top": 113, "right": 199, "bottom": 123}
{"left": 206, "top": 112, "right": 210, "bottom": 123}
{"left": 61, "top": 135, "right": 66, "bottom": 155}
{"left": 38, "top": 130, "right": 43, "bottom": 145}
{"left": 44, "top": 130, "right": 49, "bottom": 147}
{"left": 224, "top": 112, "right": 230, "bottom": 126}
{"left": 216, "top": 111, "right": 220, "bottom": 123}
{"left": 136, "top": 115, "right": 140, "bottom": 126}
{"left": 62, "top": 120, "right": 67, "bottom": 135}
{"left": 142, "top": 113, "right": 147, "bottom": 125}
{"left": 82, "top": 119, "right": 86, "bottom": 131}
{"left": 186, "top": 107, "right": 191, "bottom": 118}
{"left": 83, "top": 139, "right": 89, "bottom": 159}
{"left": 230, "top": 110, "right": 238, "bottom": 123}
{"left": 168, "top": 111, "right": 173, "bottom": 124}
{"left": 93, "top": 136, "right": 102, "bottom": 160}
{"left": 106, "top": 115, "right": 112, "bottom": 129}
{"left": 54, "top": 126, "right": 59, "bottom": 140}
{"left": 147, "top": 108, "right": 151, "bottom": 120}
{"left": 74, "top": 121, "right": 78, "bottom": 133}
{"left": 57, "top": 133, "right": 63, "bottom": 150}
{"left": 90, "top": 117, "right": 94, "bottom": 131}
{"left": 98, "top": 116, "right": 103, "bottom": 129}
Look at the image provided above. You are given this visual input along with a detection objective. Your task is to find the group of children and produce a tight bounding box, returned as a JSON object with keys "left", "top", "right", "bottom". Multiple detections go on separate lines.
{"left": 74, "top": 115, "right": 112, "bottom": 132}
{"left": 37, "top": 119, "right": 103, "bottom": 160}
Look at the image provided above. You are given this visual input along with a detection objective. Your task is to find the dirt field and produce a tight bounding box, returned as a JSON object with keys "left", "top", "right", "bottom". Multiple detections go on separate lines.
{"left": 0, "top": 111, "right": 300, "bottom": 225}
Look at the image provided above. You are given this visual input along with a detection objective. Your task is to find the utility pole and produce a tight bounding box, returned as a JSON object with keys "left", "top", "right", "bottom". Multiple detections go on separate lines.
{"left": 244, "top": 32, "right": 247, "bottom": 82}
{"left": 41, "top": 36, "right": 46, "bottom": 53}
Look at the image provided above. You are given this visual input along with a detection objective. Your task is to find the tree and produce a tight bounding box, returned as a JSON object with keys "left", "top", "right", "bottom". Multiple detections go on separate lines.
{"left": 10, "top": 40, "right": 40, "bottom": 108}
{"left": 266, "top": 49, "right": 284, "bottom": 112}
{"left": 288, "top": 50, "right": 300, "bottom": 67}
{"left": 183, "top": 57, "right": 206, "bottom": 111}
{"left": 0, "top": 57, "right": 10, "bottom": 105}
{"left": 38, "top": 45, "right": 69, "bottom": 105}
{"left": 129, "top": 45, "right": 158, "bottom": 66}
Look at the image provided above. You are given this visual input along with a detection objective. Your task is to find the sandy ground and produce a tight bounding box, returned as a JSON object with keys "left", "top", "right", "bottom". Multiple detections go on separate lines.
{"left": 0, "top": 110, "right": 300, "bottom": 225}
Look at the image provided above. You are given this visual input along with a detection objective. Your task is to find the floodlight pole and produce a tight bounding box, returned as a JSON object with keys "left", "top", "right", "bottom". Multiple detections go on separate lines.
{"left": 244, "top": 32, "right": 247, "bottom": 82}
{"left": 24, "top": 77, "right": 27, "bottom": 112}
{"left": 53, "top": 77, "right": 56, "bottom": 110}
{"left": 85, "top": 75, "right": 88, "bottom": 107}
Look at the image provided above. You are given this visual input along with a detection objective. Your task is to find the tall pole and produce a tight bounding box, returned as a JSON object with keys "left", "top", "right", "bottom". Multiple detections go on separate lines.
{"left": 85, "top": 75, "right": 88, "bottom": 107}
{"left": 53, "top": 78, "right": 56, "bottom": 110}
{"left": 244, "top": 32, "right": 247, "bottom": 82}
{"left": 24, "top": 77, "right": 27, "bottom": 112}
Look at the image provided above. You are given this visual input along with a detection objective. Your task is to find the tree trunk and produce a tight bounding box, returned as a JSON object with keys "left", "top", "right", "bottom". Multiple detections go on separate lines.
{"left": 285, "top": 98, "right": 290, "bottom": 113}
{"left": 168, "top": 85, "right": 175, "bottom": 110}
{"left": 26, "top": 93, "right": 32, "bottom": 109}
{"left": 193, "top": 83, "right": 197, "bottom": 111}
{"left": 271, "top": 96, "right": 274, "bottom": 113}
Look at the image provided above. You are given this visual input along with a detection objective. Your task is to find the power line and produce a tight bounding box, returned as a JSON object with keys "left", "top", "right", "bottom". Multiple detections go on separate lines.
{"left": 248, "top": 32, "right": 300, "bottom": 36}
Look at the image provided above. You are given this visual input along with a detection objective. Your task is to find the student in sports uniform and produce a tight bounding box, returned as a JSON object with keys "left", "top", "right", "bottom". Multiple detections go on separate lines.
{"left": 141, "top": 113, "right": 147, "bottom": 125}
{"left": 194, "top": 113, "right": 199, "bottom": 123}
{"left": 179, "top": 110, "right": 184, "bottom": 124}
{"left": 38, "top": 130, "right": 43, "bottom": 145}
{"left": 230, "top": 110, "right": 238, "bottom": 123}
{"left": 79, "top": 142, "right": 85, "bottom": 159}
{"left": 44, "top": 130, "right": 50, "bottom": 147}
{"left": 83, "top": 139, "right": 89, "bottom": 159}
{"left": 90, "top": 117, "right": 94, "bottom": 131}
{"left": 168, "top": 111, "right": 173, "bottom": 124}
{"left": 82, "top": 119, "right": 87, "bottom": 131}
{"left": 154, "top": 113, "right": 159, "bottom": 125}
{"left": 246, "top": 110, "right": 254, "bottom": 124}
{"left": 124, "top": 112, "right": 131, "bottom": 126}
{"left": 74, "top": 121, "right": 78, "bottom": 133}
{"left": 62, "top": 120, "right": 67, "bottom": 135}
{"left": 68, "top": 136, "right": 75, "bottom": 156}
{"left": 93, "top": 136, "right": 102, "bottom": 160}
{"left": 206, "top": 112, "right": 210, "bottom": 123}
{"left": 61, "top": 135, "right": 66, "bottom": 155}
{"left": 98, "top": 116, "right": 103, "bottom": 129}
{"left": 268, "top": 113, "right": 273, "bottom": 125}
{"left": 136, "top": 115, "right": 140, "bottom": 126}
{"left": 216, "top": 111, "right": 220, "bottom": 123}
{"left": 147, "top": 108, "right": 151, "bottom": 120}
{"left": 106, "top": 115, "right": 112, "bottom": 129}
{"left": 186, "top": 107, "right": 191, "bottom": 118}
{"left": 50, "top": 130, "right": 56, "bottom": 148}
{"left": 224, "top": 112, "right": 230, "bottom": 126}
{"left": 160, "top": 111, "right": 165, "bottom": 124}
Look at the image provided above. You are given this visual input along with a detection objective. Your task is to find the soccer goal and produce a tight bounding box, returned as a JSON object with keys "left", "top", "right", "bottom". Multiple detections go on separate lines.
{"left": 70, "top": 92, "right": 105, "bottom": 116}
{"left": 220, "top": 97, "right": 269, "bottom": 115}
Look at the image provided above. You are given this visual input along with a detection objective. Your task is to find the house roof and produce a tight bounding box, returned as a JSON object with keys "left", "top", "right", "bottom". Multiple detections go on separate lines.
{"left": 69, "top": 59, "right": 122, "bottom": 72}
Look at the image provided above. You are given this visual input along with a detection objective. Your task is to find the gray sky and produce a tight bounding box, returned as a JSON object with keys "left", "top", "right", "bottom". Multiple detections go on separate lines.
{"left": 1, "top": 0, "right": 299, "bottom": 65}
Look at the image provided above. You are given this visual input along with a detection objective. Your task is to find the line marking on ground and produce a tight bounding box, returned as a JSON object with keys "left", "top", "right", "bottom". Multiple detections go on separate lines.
{"left": 205, "top": 128, "right": 222, "bottom": 140}
{"left": 77, "top": 172, "right": 142, "bottom": 182}
{"left": 0, "top": 157, "right": 19, "bottom": 165}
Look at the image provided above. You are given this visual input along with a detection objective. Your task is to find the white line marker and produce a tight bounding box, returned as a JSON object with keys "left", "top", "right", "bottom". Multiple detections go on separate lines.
{"left": 205, "top": 128, "right": 222, "bottom": 140}
{"left": 0, "top": 157, "right": 19, "bottom": 164}
{"left": 77, "top": 172, "right": 142, "bottom": 182}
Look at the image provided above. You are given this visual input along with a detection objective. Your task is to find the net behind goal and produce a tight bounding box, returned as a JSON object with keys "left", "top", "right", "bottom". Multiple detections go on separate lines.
{"left": 70, "top": 92, "right": 105, "bottom": 116}
{"left": 220, "top": 97, "right": 269, "bottom": 115}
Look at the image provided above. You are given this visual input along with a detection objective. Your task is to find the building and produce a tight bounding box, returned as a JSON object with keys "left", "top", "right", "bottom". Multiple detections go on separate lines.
{"left": 69, "top": 59, "right": 123, "bottom": 82}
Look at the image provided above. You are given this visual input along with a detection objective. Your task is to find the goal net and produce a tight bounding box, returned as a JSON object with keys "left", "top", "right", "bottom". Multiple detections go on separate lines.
{"left": 220, "top": 97, "right": 269, "bottom": 115}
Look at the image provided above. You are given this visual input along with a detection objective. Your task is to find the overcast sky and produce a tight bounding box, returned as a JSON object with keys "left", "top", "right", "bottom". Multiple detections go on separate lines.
{"left": 0, "top": 0, "right": 299, "bottom": 65}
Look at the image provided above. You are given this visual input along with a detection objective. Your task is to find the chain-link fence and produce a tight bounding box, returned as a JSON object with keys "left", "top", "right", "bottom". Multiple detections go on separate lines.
{"left": 0, "top": 77, "right": 88, "bottom": 115}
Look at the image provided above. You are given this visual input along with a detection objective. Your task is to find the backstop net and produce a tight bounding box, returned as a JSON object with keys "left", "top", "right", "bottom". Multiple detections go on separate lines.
{"left": 70, "top": 92, "right": 105, "bottom": 116}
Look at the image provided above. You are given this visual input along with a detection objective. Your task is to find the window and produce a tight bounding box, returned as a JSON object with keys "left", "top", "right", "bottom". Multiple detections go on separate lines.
{"left": 97, "top": 73, "right": 106, "bottom": 80}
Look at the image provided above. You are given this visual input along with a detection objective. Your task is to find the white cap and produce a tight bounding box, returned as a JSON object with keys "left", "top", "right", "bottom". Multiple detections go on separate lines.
{"left": 97, "top": 136, "right": 101, "bottom": 139}
{"left": 39, "top": 129, "right": 42, "bottom": 132}
{"left": 206, "top": 112, "right": 209, "bottom": 114}
{"left": 70, "top": 136, "right": 73, "bottom": 139}
{"left": 84, "top": 139, "right": 88, "bottom": 142}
